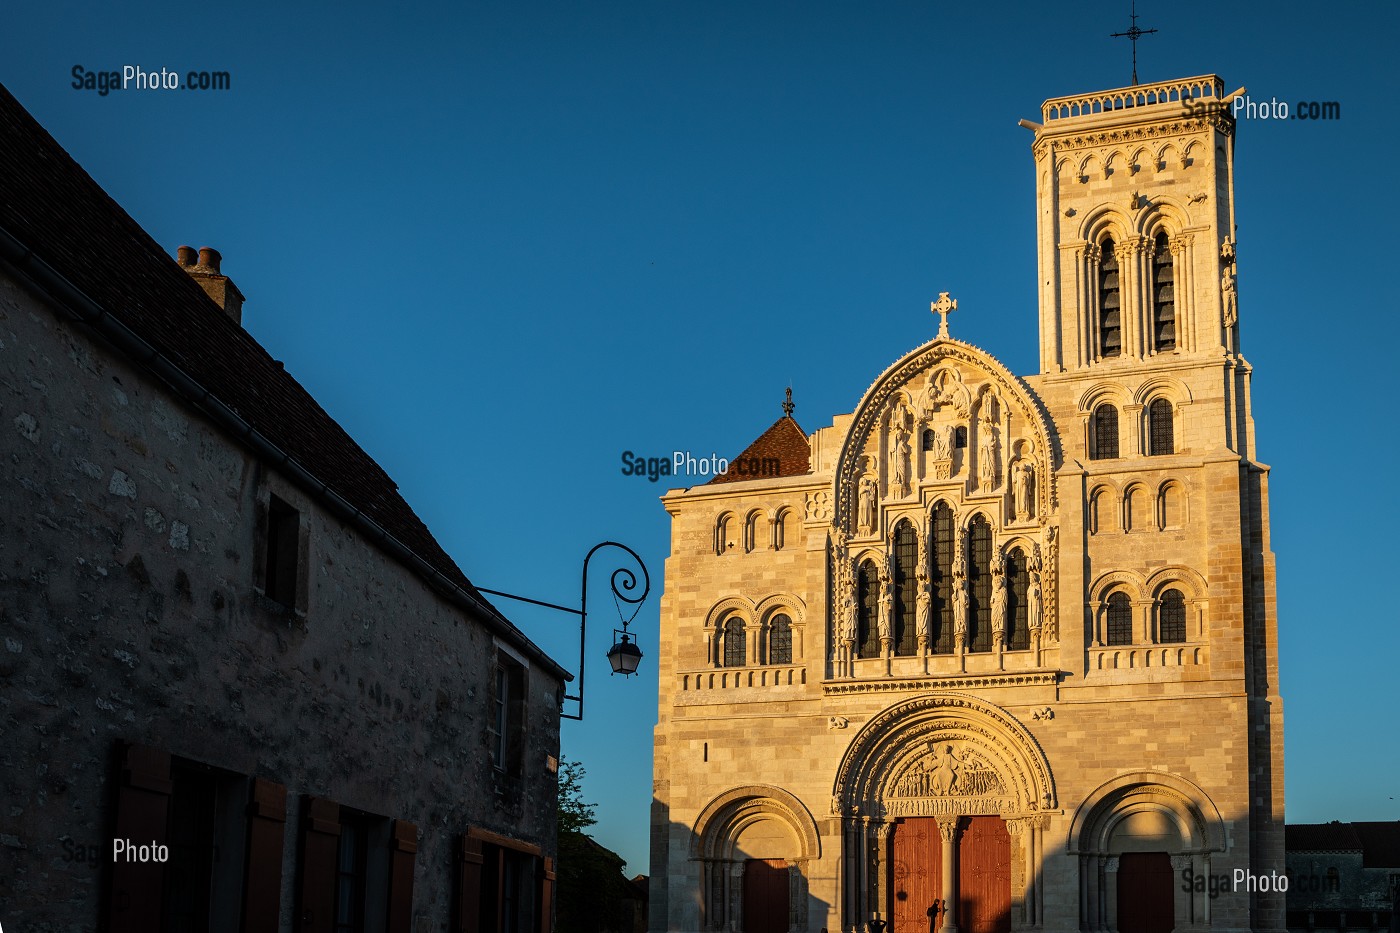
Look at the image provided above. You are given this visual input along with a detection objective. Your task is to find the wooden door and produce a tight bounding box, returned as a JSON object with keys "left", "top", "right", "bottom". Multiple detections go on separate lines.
{"left": 1116, "top": 852, "right": 1174, "bottom": 933}
{"left": 743, "top": 858, "right": 789, "bottom": 933}
{"left": 891, "top": 818, "right": 943, "bottom": 933}
{"left": 957, "top": 816, "right": 1010, "bottom": 933}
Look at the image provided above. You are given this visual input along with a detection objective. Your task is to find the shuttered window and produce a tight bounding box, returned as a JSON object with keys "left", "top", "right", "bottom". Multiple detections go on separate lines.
{"left": 1152, "top": 231, "right": 1176, "bottom": 351}
{"left": 1099, "top": 238, "right": 1122, "bottom": 358}
{"left": 1148, "top": 399, "right": 1174, "bottom": 456}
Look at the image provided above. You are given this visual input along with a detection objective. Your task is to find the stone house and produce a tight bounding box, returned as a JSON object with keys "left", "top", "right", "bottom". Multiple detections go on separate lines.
{"left": 650, "top": 74, "right": 1285, "bottom": 932}
{"left": 0, "top": 81, "right": 565, "bottom": 933}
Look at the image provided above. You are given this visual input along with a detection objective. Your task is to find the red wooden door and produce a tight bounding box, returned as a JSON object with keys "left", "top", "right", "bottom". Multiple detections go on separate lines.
{"left": 891, "top": 818, "right": 943, "bottom": 933}
{"left": 1116, "top": 852, "right": 1174, "bottom": 933}
{"left": 744, "top": 858, "right": 789, "bottom": 933}
{"left": 957, "top": 816, "right": 1010, "bottom": 933}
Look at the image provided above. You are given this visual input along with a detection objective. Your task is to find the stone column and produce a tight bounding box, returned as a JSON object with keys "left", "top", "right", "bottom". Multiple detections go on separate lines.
{"left": 1006, "top": 819, "right": 1026, "bottom": 929}
{"left": 938, "top": 818, "right": 960, "bottom": 933}
{"left": 874, "top": 822, "right": 894, "bottom": 924}
{"left": 730, "top": 861, "right": 745, "bottom": 933}
{"left": 1171, "top": 854, "right": 1194, "bottom": 930}
{"left": 1103, "top": 856, "right": 1120, "bottom": 933}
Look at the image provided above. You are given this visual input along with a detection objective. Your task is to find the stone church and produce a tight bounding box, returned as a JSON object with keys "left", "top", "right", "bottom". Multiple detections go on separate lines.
{"left": 650, "top": 75, "right": 1284, "bottom": 933}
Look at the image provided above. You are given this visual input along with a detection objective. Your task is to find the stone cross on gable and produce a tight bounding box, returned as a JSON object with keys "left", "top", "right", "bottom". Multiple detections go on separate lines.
{"left": 931, "top": 292, "right": 958, "bottom": 338}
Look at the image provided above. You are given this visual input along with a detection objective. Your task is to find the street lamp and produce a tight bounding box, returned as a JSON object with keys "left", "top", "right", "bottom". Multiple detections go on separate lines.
{"left": 478, "top": 541, "right": 650, "bottom": 720}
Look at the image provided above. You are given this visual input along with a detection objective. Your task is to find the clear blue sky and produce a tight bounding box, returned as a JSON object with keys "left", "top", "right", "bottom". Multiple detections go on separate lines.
{"left": 5, "top": 0, "right": 1397, "bottom": 876}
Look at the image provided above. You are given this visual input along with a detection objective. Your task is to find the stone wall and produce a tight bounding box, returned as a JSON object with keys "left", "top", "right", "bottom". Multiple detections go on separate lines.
{"left": 0, "top": 269, "right": 563, "bottom": 931}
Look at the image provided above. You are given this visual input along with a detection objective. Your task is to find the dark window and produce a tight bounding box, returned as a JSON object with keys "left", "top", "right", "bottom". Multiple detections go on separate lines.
{"left": 954, "top": 426, "right": 968, "bottom": 449}
{"left": 722, "top": 617, "right": 746, "bottom": 667}
{"left": 893, "top": 522, "right": 918, "bottom": 656}
{"left": 1099, "top": 238, "right": 1122, "bottom": 358}
{"left": 162, "top": 760, "right": 250, "bottom": 933}
{"left": 335, "top": 813, "right": 369, "bottom": 933}
{"left": 1158, "top": 589, "right": 1187, "bottom": 643}
{"left": 476, "top": 843, "right": 540, "bottom": 933}
{"left": 1005, "top": 549, "right": 1030, "bottom": 651}
{"left": 1152, "top": 231, "right": 1176, "bottom": 351}
{"left": 1091, "top": 404, "right": 1120, "bottom": 460}
{"left": 1148, "top": 399, "right": 1174, "bottom": 456}
{"left": 929, "top": 503, "right": 955, "bottom": 654}
{"left": 714, "top": 514, "right": 730, "bottom": 555}
{"left": 264, "top": 494, "right": 300, "bottom": 607}
{"left": 490, "top": 657, "right": 526, "bottom": 777}
{"left": 857, "top": 561, "right": 880, "bottom": 659}
{"left": 967, "top": 516, "right": 992, "bottom": 652}
{"left": 922, "top": 429, "right": 935, "bottom": 452}
{"left": 768, "top": 614, "right": 792, "bottom": 665}
{"left": 1105, "top": 592, "right": 1133, "bottom": 645}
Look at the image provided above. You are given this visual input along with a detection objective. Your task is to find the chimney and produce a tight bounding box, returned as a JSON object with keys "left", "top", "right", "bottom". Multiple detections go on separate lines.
{"left": 176, "top": 244, "right": 245, "bottom": 325}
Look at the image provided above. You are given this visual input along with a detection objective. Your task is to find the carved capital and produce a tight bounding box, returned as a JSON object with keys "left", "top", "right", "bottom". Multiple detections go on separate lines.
{"left": 936, "top": 818, "right": 959, "bottom": 843}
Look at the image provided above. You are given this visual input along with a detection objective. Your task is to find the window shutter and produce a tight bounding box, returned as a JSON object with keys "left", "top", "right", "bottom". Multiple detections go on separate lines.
{"left": 537, "top": 856, "right": 556, "bottom": 933}
{"left": 109, "top": 743, "right": 173, "bottom": 933}
{"left": 297, "top": 796, "right": 341, "bottom": 932}
{"left": 387, "top": 820, "right": 418, "bottom": 933}
{"left": 241, "top": 778, "right": 287, "bottom": 933}
{"left": 455, "top": 834, "right": 485, "bottom": 933}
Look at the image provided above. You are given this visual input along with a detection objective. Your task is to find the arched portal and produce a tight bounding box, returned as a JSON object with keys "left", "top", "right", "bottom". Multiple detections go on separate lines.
{"left": 691, "top": 785, "right": 821, "bottom": 932}
{"left": 832, "top": 693, "right": 1056, "bottom": 931}
{"left": 1068, "top": 771, "right": 1227, "bottom": 933}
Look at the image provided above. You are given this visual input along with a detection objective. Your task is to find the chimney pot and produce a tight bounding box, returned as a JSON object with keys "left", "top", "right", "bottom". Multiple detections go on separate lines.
{"left": 177, "top": 245, "right": 197, "bottom": 266}
{"left": 198, "top": 247, "right": 221, "bottom": 273}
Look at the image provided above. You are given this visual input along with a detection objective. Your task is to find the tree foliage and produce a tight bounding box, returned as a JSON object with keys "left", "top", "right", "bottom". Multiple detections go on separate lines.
{"left": 557, "top": 755, "right": 597, "bottom": 834}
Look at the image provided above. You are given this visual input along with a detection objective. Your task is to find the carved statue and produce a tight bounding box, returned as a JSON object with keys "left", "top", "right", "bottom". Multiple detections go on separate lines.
{"left": 928, "top": 745, "right": 960, "bottom": 795}
{"left": 893, "top": 435, "right": 911, "bottom": 496}
{"left": 978, "top": 425, "right": 998, "bottom": 492}
{"left": 877, "top": 572, "right": 894, "bottom": 644}
{"left": 932, "top": 421, "right": 953, "bottom": 460}
{"left": 1220, "top": 236, "right": 1236, "bottom": 266}
{"left": 916, "top": 574, "right": 932, "bottom": 646}
{"left": 857, "top": 475, "right": 878, "bottom": 535}
{"left": 1221, "top": 267, "right": 1238, "bottom": 328}
{"left": 838, "top": 589, "right": 857, "bottom": 642}
{"left": 1013, "top": 459, "right": 1035, "bottom": 519}
{"left": 952, "top": 574, "right": 968, "bottom": 640}
{"left": 1027, "top": 571, "right": 1043, "bottom": 632}
{"left": 990, "top": 572, "right": 1008, "bottom": 646}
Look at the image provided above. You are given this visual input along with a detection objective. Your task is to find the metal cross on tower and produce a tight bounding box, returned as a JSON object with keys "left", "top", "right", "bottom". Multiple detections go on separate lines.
{"left": 1110, "top": 1, "right": 1158, "bottom": 86}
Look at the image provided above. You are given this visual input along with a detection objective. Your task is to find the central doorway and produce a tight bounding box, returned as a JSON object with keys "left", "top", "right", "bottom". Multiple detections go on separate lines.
{"left": 957, "top": 816, "right": 1010, "bottom": 933}
{"left": 891, "top": 818, "right": 943, "bottom": 933}
{"left": 888, "top": 816, "right": 1010, "bottom": 933}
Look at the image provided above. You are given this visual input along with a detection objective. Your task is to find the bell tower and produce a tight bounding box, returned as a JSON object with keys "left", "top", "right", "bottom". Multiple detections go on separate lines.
{"left": 1027, "top": 76, "right": 1243, "bottom": 375}
{"left": 1023, "top": 75, "right": 1257, "bottom": 461}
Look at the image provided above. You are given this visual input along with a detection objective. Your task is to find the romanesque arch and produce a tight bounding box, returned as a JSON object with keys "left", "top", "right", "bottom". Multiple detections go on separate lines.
{"left": 832, "top": 692, "right": 1056, "bottom": 818}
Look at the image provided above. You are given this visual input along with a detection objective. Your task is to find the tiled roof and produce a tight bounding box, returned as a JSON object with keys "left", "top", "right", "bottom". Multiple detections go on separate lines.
{"left": 1354, "top": 821, "right": 1400, "bottom": 869}
{"left": 0, "top": 82, "right": 562, "bottom": 674}
{"left": 1287, "top": 821, "right": 1400, "bottom": 868}
{"left": 1287, "top": 822, "right": 1363, "bottom": 853}
{"left": 706, "top": 415, "right": 811, "bottom": 485}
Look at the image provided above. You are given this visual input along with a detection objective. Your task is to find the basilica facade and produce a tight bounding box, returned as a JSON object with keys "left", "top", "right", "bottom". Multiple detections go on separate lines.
{"left": 650, "top": 75, "right": 1284, "bottom": 933}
